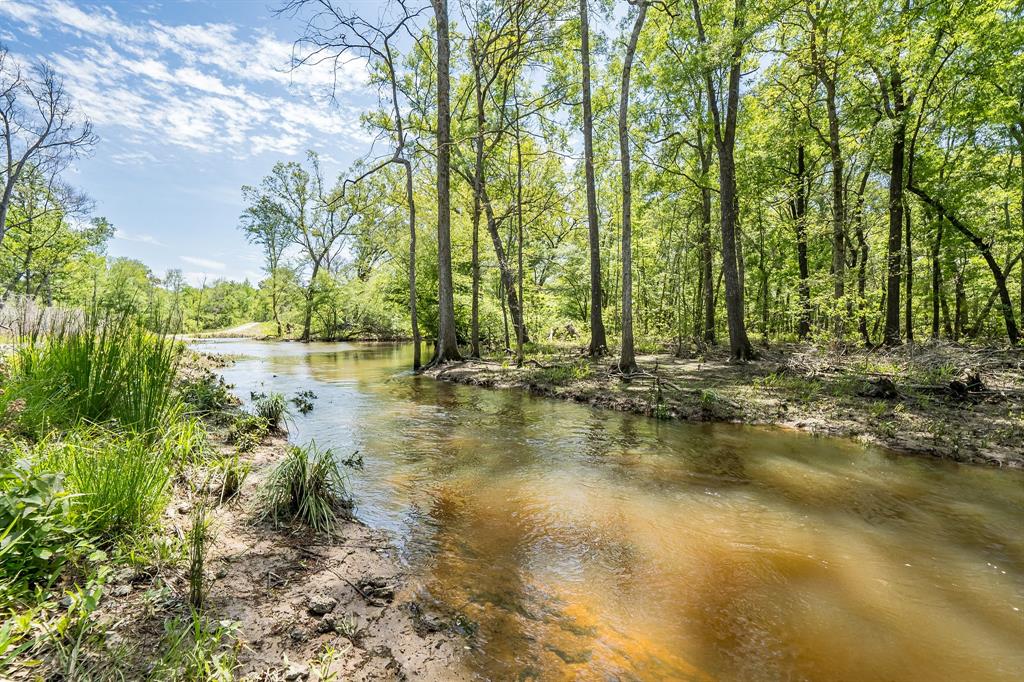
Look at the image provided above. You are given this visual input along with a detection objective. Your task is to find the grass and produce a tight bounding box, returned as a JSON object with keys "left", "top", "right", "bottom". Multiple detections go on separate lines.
{"left": 44, "top": 429, "right": 173, "bottom": 541}
{"left": 252, "top": 391, "right": 289, "bottom": 431}
{"left": 227, "top": 413, "right": 269, "bottom": 453}
{"left": 529, "top": 358, "right": 592, "bottom": 386}
{"left": 4, "top": 306, "right": 182, "bottom": 436}
{"left": 259, "top": 442, "right": 352, "bottom": 533}
{"left": 187, "top": 504, "right": 213, "bottom": 610}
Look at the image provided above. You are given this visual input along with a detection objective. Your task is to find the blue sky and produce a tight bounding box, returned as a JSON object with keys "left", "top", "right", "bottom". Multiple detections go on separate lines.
{"left": 0, "top": 0, "right": 378, "bottom": 285}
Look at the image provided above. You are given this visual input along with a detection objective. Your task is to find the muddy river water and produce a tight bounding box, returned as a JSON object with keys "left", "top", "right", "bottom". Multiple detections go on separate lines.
{"left": 192, "top": 340, "right": 1024, "bottom": 681}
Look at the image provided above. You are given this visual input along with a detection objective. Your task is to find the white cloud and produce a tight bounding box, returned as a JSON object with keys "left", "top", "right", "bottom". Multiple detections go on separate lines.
{"left": 5, "top": 0, "right": 373, "bottom": 159}
{"left": 181, "top": 255, "right": 226, "bottom": 270}
{"left": 117, "top": 229, "right": 164, "bottom": 245}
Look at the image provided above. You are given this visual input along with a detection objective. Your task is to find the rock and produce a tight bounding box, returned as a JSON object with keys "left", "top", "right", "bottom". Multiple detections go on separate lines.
{"left": 315, "top": 614, "right": 336, "bottom": 634}
{"left": 308, "top": 593, "right": 338, "bottom": 616}
{"left": 111, "top": 584, "right": 132, "bottom": 597}
{"left": 356, "top": 577, "right": 395, "bottom": 606}
{"left": 283, "top": 662, "right": 309, "bottom": 681}
{"left": 858, "top": 377, "right": 898, "bottom": 400}
{"left": 289, "top": 627, "right": 308, "bottom": 642}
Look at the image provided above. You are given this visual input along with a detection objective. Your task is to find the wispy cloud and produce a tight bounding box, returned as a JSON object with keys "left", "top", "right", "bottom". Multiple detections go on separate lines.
{"left": 181, "top": 255, "right": 226, "bottom": 270}
{"left": 1, "top": 0, "right": 373, "bottom": 158}
{"left": 117, "top": 229, "right": 164, "bottom": 246}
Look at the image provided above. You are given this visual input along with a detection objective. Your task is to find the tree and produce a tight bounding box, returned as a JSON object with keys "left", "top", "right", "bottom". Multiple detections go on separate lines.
{"left": 430, "top": 0, "right": 462, "bottom": 365}
{"left": 239, "top": 189, "right": 295, "bottom": 336}
{"left": 617, "top": 0, "right": 649, "bottom": 374}
{"left": 580, "top": 0, "right": 608, "bottom": 356}
{"left": 690, "top": 0, "right": 754, "bottom": 361}
{"left": 0, "top": 49, "right": 96, "bottom": 248}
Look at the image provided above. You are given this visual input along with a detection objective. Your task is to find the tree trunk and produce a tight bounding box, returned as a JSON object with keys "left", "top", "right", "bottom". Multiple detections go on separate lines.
{"left": 908, "top": 182, "right": 1019, "bottom": 344}
{"left": 616, "top": 0, "right": 647, "bottom": 374}
{"left": 470, "top": 52, "right": 484, "bottom": 359}
{"left": 402, "top": 158, "right": 421, "bottom": 370}
{"left": 302, "top": 260, "right": 320, "bottom": 342}
{"left": 884, "top": 107, "right": 906, "bottom": 346}
{"left": 931, "top": 212, "right": 943, "bottom": 339}
{"left": 581, "top": 0, "right": 607, "bottom": 356}
{"left": 791, "top": 145, "right": 811, "bottom": 339}
{"left": 824, "top": 82, "right": 846, "bottom": 336}
{"left": 905, "top": 201, "right": 913, "bottom": 343}
{"left": 480, "top": 187, "right": 528, "bottom": 343}
{"left": 431, "top": 0, "right": 461, "bottom": 364}
{"left": 698, "top": 126, "right": 715, "bottom": 344}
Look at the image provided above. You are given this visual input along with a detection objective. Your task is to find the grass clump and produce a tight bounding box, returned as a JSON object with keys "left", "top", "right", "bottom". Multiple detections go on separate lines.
{"left": 4, "top": 307, "right": 181, "bottom": 436}
{"left": 187, "top": 504, "right": 213, "bottom": 610}
{"left": 251, "top": 392, "right": 288, "bottom": 431}
{"left": 46, "top": 431, "right": 173, "bottom": 540}
{"left": 530, "top": 359, "right": 592, "bottom": 386}
{"left": 212, "top": 454, "right": 250, "bottom": 504}
{"left": 259, "top": 442, "right": 351, "bottom": 533}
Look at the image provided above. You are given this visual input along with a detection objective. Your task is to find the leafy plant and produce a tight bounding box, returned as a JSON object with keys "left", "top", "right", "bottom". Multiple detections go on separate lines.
{"left": 0, "top": 463, "right": 84, "bottom": 589}
{"left": 151, "top": 611, "right": 240, "bottom": 681}
{"left": 227, "top": 414, "right": 269, "bottom": 453}
{"left": 259, "top": 442, "right": 352, "bottom": 533}
{"left": 179, "top": 370, "right": 236, "bottom": 417}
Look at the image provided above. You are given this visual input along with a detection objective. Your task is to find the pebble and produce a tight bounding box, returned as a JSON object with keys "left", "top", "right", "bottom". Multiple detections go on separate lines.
{"left": 307, "top": 593, "right": 338, "bottom": 616}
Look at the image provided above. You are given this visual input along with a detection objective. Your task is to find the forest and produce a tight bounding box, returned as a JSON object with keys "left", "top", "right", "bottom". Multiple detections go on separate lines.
{"left": 1, "top": 0, "right": 1023, "bottom": 680}
{"left": 3, "top": 0, "right": 1021, "bottom": 366}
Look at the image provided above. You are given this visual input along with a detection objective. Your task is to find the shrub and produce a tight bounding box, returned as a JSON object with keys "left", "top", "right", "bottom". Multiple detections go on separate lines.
{"left": 252, "top": 392, "right": 288, "bottom": 432}
{"left": 48, "top": 431, "right": 173, "bottom": 540}
{"left": 0, "top": 463, "right": 85, "bottom": 590}
{"left": 259, "top": 442, "right": 351, "bottom": 533}
{"left": 227, "top": 415, "right": 269, "bottom": 453}
{"left": 180, "top": 371, "right": 236, "bottom": 417}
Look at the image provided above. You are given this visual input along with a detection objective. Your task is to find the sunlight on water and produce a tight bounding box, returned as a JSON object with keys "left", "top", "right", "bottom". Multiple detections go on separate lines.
{"left": 194, "top": 340, "right": 1024, "bottom": 681}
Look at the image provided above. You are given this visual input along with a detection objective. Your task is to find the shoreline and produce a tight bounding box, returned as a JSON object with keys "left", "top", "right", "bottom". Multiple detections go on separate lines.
{"left": 424, "top": 342, "right": 1024, "bottom": 469}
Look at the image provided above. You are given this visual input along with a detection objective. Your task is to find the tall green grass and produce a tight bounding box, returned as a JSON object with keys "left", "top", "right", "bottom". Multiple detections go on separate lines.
{"left": 5, "top": 306, "right": 182, "bottom": 436}
{"left": 45, "top": 430, "right": 173, "bottom": 539}
{"left": 259, "top": 442, "right": 351, "bottom": 533}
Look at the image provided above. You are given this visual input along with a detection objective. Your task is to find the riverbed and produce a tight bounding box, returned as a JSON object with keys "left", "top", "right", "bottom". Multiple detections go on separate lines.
{"left": 192, "top": 339, "right": 1024, "bottom": 681}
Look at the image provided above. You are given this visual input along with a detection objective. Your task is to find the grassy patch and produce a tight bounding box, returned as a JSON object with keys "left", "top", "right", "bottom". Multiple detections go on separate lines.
{"left": 529, "top": 359, "right": 592, "bottom": 386}
{"left": 259, "top": 442, "right": 352, "bottom": 533}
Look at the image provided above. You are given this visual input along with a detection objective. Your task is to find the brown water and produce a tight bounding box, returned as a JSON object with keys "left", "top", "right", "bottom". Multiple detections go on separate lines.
{"left": 193, "top": 340, "right": 1024, "bottom": 681}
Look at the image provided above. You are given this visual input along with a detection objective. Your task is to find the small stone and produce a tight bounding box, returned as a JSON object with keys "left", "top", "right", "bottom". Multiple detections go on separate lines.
{"left": 283, "top": 662, "right": 309, "bottom": 681}
{"left": 315, "top": 614, "right": 336, "bottom": 634}
{"left": 308, "top": 593, "right": 338, "bottom": 616}
{"left": 215, "top": 567, "right": 228, "bottom": 579}
{"left": 289, "top": 627, "right": 308, "bottom": 642}
{"left": 111, "top": 584, "right": 132, "bottom": 597}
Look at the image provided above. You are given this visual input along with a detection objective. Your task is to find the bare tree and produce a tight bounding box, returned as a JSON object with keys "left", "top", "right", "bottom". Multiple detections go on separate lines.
{"left": 0, "top": 48, "right": 96, "bottom": 248}
{"left": 283, "top": 0, "right": 429, "bottom": 368}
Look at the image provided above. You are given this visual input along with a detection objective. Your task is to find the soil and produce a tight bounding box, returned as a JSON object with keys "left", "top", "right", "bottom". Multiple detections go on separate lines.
{"left": 46, "top": 353, "right": 474, "bottom": 681}
{"left": 426, "top": 340, "right": 1024, "bottom": 468}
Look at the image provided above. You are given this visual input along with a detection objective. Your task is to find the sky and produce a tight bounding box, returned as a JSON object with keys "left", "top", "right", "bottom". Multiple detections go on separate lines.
{"left": 0, "top": 0, "right": 379, "bottom": 285}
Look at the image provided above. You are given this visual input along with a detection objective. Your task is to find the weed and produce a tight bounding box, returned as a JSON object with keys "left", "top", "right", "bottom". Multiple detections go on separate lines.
{"left": 291, "top": 390, "right": 317, "bottom": 415}
{"left": 151, "top": 611, "right": 240, "bottom": 681}
{"left": 259, "top": 442, "right": 352, "bottom": 533}
{"left": 227, "top": 414, "right": 269, "bottom": 453}
{"left": 187, "top": 504, "right": 213, "bottom": 611}
{"left": 252, "top": 392, "right": 289, "bottom": 431}
{"left": 335, "top": 612, "right": 363, "bottom": 641}
{"left": 180, "top": 371, "right": 236, "bottom": 417}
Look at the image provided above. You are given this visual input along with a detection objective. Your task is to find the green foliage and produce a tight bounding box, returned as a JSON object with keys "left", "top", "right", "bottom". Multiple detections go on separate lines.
{"left": 212, "top": 453, "right": 250, "bottom": 504}
{"left": 150, "top": 611, "right": 240, "bottom": 681}
{"left": 179, "top": 371, "right": 236, "bottom": 418}
{"left": 5, "top": 308, "right": 181, "bottom": 436}
{"left": 0, "top": 464, "right": 85, "bottom": 590}
{"left": 259, "top": 442, "right": 352, "bottom": 534}
{"left": 252, "top": 391, "right": 288, "bottom": 431}
{"left": 529, "top": 359, "right": 592, "bottom": 386}
{"left": 227, "top": 414, "right": 269, "bottom": 453}
{"left": 46, "top": 431, "right": 173, "bottom": 540}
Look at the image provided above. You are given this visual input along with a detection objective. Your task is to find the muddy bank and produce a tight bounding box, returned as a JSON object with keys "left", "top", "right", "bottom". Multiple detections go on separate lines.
{"left": 84, "top": 356, "right": 472, "bottom": 681}
{"left": 426, "top": 342, "right": 1024, "bottom": 468}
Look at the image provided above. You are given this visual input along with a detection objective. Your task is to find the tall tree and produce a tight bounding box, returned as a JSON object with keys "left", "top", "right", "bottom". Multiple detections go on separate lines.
{"left": 431, "top": 0, "right": 462, "bottom": 364}
{"left": 617, "top": 0, "right": 648, "bottom": 374}
{"left": 690, "top": 0, "right": 754, "bottom": 361}
{"left": 580, "top": 0, "right": 608, "bottom": 355}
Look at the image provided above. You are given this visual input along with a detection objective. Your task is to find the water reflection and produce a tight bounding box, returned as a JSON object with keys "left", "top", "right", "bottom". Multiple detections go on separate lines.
{"left": 193, "top": 340, "right": 1024, "bottom": 681}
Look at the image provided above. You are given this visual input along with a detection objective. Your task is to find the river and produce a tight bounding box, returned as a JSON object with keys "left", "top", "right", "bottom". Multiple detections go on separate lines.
{"left": 191, "top": 339, "right": 1024, "bottom": 681}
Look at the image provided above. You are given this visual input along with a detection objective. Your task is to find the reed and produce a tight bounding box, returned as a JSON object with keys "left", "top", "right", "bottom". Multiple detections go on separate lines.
{"left": 258, "top": 442, "right": 351, "bottom": 533}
